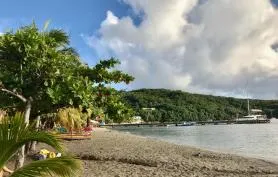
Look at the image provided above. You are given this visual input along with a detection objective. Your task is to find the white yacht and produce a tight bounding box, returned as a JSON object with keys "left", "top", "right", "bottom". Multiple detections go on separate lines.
{"left": 237, "top": 109, "right": 267, "bottom": 121}
{"left": 236, "top": 99, "right": 270, "bottom": 123}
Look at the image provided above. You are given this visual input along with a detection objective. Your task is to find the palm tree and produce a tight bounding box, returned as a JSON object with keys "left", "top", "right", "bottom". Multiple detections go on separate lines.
{"left": 56, "top": 107, "right": 85, "bottom": 135}
{"left": 0, "top": 113, "right": 82, "bottom": 177}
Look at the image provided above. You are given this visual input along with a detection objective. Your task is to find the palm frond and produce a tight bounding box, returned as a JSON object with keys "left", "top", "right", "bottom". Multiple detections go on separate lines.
{"left": 10, "top": 156, "right": 82, "bottom": 177}
{"left": 43, "top": 20, "right": 51, "bottom": 31}
{"left": 0, "top": 113, "right": 64, "bottom": 168}
{"left": 48, "top": 29, "right": 69, "bottom": 45}
{"left": 60, "top": 47, "right": 79, "bottom": 57}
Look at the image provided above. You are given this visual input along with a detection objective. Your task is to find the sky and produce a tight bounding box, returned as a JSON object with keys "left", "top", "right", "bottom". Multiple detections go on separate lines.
{"left": 1, "top": 0, "right": 278, "bottom": 99}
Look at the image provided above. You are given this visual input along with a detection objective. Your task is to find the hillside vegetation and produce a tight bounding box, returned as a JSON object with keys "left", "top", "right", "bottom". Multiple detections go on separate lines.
{"left": 122, "top": 89, "right": 278, "bottom": 122}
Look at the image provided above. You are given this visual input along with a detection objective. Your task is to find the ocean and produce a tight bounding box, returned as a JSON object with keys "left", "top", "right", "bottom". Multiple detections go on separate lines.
{"left": 115, "top": 119, "right": 278, "bottom": 162}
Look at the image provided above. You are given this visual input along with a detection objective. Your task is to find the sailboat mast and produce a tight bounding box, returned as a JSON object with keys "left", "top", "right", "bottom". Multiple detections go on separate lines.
{"left": 247, "top": 99, "right": 250, "bottom": 115}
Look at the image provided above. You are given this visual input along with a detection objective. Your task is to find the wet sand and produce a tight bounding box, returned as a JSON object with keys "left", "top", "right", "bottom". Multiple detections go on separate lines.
{"left": 63, "top": 128, "right": 278, "bottom": 177}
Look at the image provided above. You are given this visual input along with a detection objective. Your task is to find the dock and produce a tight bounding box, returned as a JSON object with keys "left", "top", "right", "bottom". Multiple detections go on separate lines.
{"left": 100, "top": 119, "right": 270, "bottom": 128}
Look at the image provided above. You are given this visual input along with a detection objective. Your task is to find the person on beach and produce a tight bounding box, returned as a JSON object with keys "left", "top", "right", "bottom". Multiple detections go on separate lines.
{"left": 0, "top": 166, "right": 13, "bottom": 177}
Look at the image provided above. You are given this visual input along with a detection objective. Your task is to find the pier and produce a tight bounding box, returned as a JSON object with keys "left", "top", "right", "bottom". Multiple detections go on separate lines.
{"left": 100, "top": 119, "right": 270, "bottom": 128}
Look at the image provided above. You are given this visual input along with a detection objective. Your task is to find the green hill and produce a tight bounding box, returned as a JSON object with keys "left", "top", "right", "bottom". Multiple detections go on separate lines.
{"left": 122, "top": 89, "right": 278, "bottom": 122}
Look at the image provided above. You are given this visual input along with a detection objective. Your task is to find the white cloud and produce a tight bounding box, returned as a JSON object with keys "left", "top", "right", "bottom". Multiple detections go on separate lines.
{"left": 86, "top": 0, "right": 278, "bottom": 99}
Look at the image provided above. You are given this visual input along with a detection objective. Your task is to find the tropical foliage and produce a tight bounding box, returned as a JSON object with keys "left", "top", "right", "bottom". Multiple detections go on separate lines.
{"left": 0, "top": 22, "right": 134, "bottom": 168}
{"left": 0, "top": 23, "right": 134, "bottom": 123}
{"left": 56, "top": 107, "right": 87, "bottom": 132}
{"left": 0, "top": 113, "right": 82, "bottom": 177}
{"left": 0, "top": 22, "right": 88, "bottom": 123}
{"left": 123, "top": 89, "right": 278, "bottom": 122}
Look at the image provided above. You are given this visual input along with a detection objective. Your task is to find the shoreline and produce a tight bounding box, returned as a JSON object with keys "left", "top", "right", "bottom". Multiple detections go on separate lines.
{"left": 63, "top": 128, "right": 278, "bottom": 177}
{"left": 109, "top": 127, "right": 278, "bottom": 164}
{"left": 107, "top": 128, "right": 278, "bottom": 164}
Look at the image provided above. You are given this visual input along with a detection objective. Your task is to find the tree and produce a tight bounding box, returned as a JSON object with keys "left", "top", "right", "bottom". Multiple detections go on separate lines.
{"left": 0, "top": 23, "right": 97, "bottom": 167}
{"left": 0, "top": 24, "right": 134, "bottom": 121}
{"left": 0, "top": 23, "right": 82, "bottom": 118}
{"left": 84, "top": 59, "right": 134, "bottom": 123}
{"left": 0, "top": 23, "right": 135, "bottom": 166}
{"left": 0, "top": 22, "right": 135, "bottom": 119}
{"left": 0, "top": 113, "right": 82, "bottom": 177}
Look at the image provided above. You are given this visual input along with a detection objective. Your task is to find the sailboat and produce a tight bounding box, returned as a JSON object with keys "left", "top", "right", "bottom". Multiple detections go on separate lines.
{"left": 236, "top": 99, "right": 270, "bottom": 123}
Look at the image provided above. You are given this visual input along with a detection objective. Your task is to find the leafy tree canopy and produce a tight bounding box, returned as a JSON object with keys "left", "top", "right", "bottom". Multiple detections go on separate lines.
{"left": 122, "top": 89, "right": 278, "bottom": 122}
{"left": 0, "top": 22, "right": 134, "bottom": 123}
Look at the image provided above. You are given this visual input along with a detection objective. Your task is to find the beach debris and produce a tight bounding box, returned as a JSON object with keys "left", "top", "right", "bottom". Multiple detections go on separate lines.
{"left": 32, "top": 148, "right": 62, "bottom": 160}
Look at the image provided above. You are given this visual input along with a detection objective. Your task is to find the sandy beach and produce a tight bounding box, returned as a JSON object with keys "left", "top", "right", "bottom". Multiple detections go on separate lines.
{"left": 61, "top": 128, "right": 278, "bottom": 177}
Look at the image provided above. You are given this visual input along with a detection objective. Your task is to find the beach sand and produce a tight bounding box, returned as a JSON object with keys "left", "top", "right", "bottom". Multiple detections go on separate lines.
{"left": 62, "top": 128, "right": 278, "bottom": 177}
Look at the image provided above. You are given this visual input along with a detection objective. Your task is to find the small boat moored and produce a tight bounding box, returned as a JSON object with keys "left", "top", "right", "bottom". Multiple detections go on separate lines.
{"left": 177, "top": 121, "right": 196, "bottom": 126}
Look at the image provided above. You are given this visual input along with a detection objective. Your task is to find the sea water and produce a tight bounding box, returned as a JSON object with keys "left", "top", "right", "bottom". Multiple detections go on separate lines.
{"left": 115, "top": 119, "right": 278, "bottom": 162}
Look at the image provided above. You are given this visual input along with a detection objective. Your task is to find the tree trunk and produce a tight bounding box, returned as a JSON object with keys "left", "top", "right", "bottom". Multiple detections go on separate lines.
{"left": 87, "top": 117, "right": 90, "bottom": 127}
{"left": 30, "top": 115, "right": 41, "bottom": 151}
{"left": 0, "top": 88, "right": 32, "bottom": 169}
{"left": 24, "top": 99, "right": 32, "bottom": 124}
{"left": 14, "top": 146, "right": 25, "bottom": 169}
{"left": 15, "top": 98, "right": 32, "bottom": 169}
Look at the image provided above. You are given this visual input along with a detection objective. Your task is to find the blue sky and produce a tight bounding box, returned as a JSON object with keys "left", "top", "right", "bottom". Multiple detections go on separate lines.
{"left": 0, "top": 0, "right": 138, "bottom": 66}
{"left": 1, "top": 0, "right": 277, "bottom": 66}
{"left": 1, "top": 0, "right": 278, "bottom": 98}
{"left": 272, "top": 0, "right": 278, "bottom": 6}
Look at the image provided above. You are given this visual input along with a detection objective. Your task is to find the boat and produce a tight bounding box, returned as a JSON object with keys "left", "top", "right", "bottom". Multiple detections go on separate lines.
{"left": 236, "top": 99, "right": 270, "bottom": 124}
{"left": 58, "top": 133, "right": 92, "bottom": 140}
{"left": 177, "top": 121, "right": 196, "bottom": 126}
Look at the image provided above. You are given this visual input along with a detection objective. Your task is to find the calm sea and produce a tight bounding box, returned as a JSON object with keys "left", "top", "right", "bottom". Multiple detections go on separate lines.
{"left": 115, "top": 119, "right": 278, "bottom": 162}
